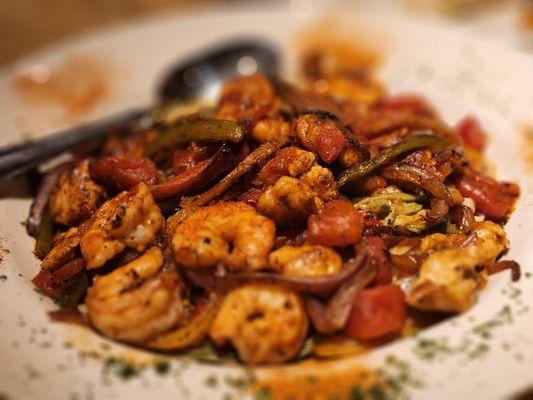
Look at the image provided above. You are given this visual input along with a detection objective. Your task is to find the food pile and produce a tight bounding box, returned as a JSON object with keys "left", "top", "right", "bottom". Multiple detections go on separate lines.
{"left": 28, "top": 55, "right": 519, "bottom": 364}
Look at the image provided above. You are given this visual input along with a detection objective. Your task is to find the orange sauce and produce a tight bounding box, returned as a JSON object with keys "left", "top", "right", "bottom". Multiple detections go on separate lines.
{"left": 13, "top": 56, "right": 108, "bottom": 116}
{"left": 252, "top": 358, "right": 380, "bottom": 400}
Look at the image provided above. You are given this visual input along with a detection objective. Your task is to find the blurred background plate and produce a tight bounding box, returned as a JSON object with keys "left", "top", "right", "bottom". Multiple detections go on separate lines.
{"left": 0, "top": 2, "right": 532, "bottom": 399}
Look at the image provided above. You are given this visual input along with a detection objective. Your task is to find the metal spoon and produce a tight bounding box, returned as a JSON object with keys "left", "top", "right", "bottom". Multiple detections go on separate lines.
{"left": 0, "top": 39, "right": 279, "bottom": 180}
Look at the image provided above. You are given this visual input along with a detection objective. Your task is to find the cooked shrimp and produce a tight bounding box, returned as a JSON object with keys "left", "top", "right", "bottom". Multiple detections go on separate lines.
{"left": 251, "top": 116, "right": 294, "bottom": 146}
{"left": 81, "top": 182, "right": 164, "bottom": 269}
{"left": 210, "top": 284, "right": 308, "bottom": 364}
{"left": 294, "top": 113, "right": 345, "bottom": 159}
{"left": 313, "top": 73, "right": 384, "bottom": 106}
{"left": 49, "top": 159, "right": 106, "bottom": 226}
{"left": 269, "top": 245, "right": 342, "bottom": 276}
{"left": 294, "top": 113, "right": 368, "bottom": 166}
{"left": 171, "top": 202, "right": 275, "bottom": 271}
{"left": 216, "top": 74, "right": 280, "bottom": 124}
{"left": 85, "top": 247, "right": 186, "bottom": 344}
{"left": 257, "top": 166, "right": 338, "bottom": 226}
{"left": 407, "top": 221, "right": 508, "bottom": 313}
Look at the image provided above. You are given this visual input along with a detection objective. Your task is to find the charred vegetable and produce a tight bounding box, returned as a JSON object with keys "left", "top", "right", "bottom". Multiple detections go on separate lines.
{"left": 338, "top": 133, "right": 451, "bottom": 186}
{"left": 34, "top": 211, "right": 54, "bottom": 258}
{"left": 144, "top": 117, "right": 245, "bottom": 158}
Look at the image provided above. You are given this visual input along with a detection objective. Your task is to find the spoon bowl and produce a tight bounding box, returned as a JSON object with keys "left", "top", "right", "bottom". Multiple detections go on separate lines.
{"left": 158, "top": 39, "right": 279, "bottom": 102}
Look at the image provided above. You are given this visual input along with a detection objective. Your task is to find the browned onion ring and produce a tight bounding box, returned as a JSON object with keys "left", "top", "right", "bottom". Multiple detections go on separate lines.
{"left": 426, "top": 198, "right": 450, "bottom": 227}
{"left": 487, "top": 260, "right": 521, "bottom": 282}
{"left": 450, "top": 204, "right": 475, "bottom": 233}
{"left": 382, "top": 163, "right": 454, "bottom": 205}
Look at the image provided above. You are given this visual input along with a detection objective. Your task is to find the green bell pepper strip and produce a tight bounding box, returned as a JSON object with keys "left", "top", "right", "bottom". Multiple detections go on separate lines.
{"left": 144, "top": 118, "right": 245, "bottom": 158}
{"left": 337, "top": 133, "right": 452, "bottom": 187}
{"left": 59, "top": 272, "right": 90, "bottom": 309}
{"left": 34, "top": 211, "right": 54, "bottom": 259}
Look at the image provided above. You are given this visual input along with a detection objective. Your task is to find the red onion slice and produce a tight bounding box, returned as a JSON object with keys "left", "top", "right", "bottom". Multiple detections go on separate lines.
{"left": 185, "top": 253, "right": 367, "bottom": 295}
{"left": 306, "top": 259, "right": 377, "bottom": 334}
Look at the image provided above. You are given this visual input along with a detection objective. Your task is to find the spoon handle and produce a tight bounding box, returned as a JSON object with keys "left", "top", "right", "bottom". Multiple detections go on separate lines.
{"left": 0, "top": 107, "right": 149, "bottom": 180}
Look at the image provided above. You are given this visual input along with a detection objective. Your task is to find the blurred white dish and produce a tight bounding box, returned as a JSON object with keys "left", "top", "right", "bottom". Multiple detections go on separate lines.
{"left": 0, "top": 4, "right": 532, "bottom": 400}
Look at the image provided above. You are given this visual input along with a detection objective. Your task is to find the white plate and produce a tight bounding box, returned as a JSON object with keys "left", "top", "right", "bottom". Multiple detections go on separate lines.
{"left": 0, "top": 5, "right": 532, "bottom": 400}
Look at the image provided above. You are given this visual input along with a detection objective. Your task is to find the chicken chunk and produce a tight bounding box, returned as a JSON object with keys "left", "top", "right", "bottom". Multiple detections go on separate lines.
{"left": 407, "top": 221, "right": 508, "bottom": 313}
{"left": 210, "top": 284, "right": 308, "bottom": 364}
{"left": 257, "top": 176, "right": 318, "bottom": 226}
{"left": 49, "top": 160, "right": 106, "bottom": 226}
{"left": 300, "top": 165, "right": 339, "bottom": 202}
{"left": 257, "top": 164, "right": 338, "bottom": 226}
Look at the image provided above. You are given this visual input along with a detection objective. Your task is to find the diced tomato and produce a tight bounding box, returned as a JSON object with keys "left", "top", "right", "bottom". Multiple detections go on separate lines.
{"left": 150, "top": 144, "right": 220, "bottom": 199}
{"left": 357, "top": 236, "right": 392, "bottom": 286}
{"left": 32, "top": 269, "right": 60, "bottom": 299}
{"left": 455, "top": 115, "right": 486, "bottom": 151}
{"left": 315, "top": 128, "right": 348, "bottom": 164}
{"left": 344, "top": 284, "right": 406, "bottom": 341}
{"left": 172, "top": 143, "right": 218, "bottom": 175}
{"left": 90, "top": 155, "right": 158, "bottom": 192}
{"left": 379, "top": 94, "right": 435, "bottom": 117}
{"left": 32, "top": 258, "right": 87, "bottom": 300}
{"left": 455, "top": 172, "right": 519, "bottom": 220}
{"left": 307, "top": 200, "right": 363, "bottom": 246}
{"left": 151, "top": 159, "right": 213, "bottom": 199}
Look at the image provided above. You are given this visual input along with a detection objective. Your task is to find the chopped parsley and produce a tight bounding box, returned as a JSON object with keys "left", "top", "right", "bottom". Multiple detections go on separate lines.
{"left": 413, "top": 337, "right": 468, "bottom": 361}
{"left": 253, "top": 387, "right": 272, "bottom": 400}
{"left": 349, "top": 386, "right": 365, "bottom": 400}
{"left": 472, "top": 305, "right": 513, "bottom": 339}
{"left": 204, "top": 375, "right": 218, "bottom": 387}
{"left": 223, "top": 375, "right": 248, "bottom": 389}
{"left": 153, "top": 360, "right": 170, "bottom": 375}
{"left": 103, "top": 357, "right": 141, "bottom": 380}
